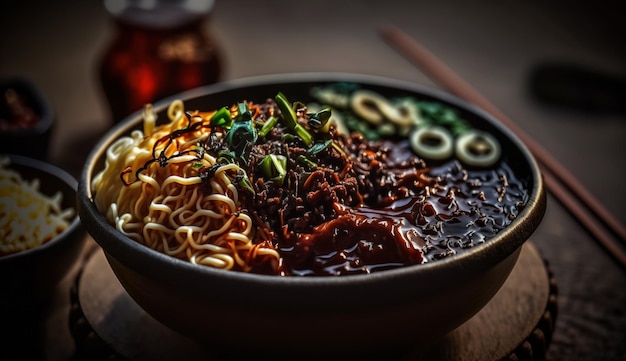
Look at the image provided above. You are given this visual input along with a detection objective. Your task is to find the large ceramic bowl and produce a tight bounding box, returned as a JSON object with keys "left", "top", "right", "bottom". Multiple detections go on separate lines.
{"left": 77, "top": 73, "right": 546, "bottom": 360}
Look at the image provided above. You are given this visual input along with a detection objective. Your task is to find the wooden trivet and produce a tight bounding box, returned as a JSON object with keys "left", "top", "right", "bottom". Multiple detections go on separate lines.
{"left": 69, "top": 242, "right": 557, "bottom": 361}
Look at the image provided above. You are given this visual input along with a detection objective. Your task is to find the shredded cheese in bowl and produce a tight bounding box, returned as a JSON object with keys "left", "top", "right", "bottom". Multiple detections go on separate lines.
{"left": 0, "top": 157, "right": 75, "bottom": 256}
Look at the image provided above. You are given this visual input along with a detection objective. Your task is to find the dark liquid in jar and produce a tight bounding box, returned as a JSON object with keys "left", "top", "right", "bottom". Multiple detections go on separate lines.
{"left": 98, "top": 9, "right": 221, "bottom": 122}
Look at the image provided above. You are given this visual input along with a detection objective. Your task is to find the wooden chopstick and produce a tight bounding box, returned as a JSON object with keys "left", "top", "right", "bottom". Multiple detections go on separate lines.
{"left": 380, "top": 25, "right": 626, "bottom": 268}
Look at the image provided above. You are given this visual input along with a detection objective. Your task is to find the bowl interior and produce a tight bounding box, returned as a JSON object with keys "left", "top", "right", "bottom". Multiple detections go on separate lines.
{"left": 80, "top": 72, "right": 545, "bottom": 296}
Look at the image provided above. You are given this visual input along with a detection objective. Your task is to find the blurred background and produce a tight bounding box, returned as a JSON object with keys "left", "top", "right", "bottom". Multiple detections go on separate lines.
{"left": 1, "top": 0, "right": 625, "bottom": 209}
{"left": 1, "top": 0, "right": 625, "bottom": 360}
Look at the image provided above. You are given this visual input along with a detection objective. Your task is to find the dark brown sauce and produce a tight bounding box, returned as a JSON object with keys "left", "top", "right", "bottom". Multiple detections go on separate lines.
{"left": 283, "top": 210, "right": 423, "bottom": 276}
{"left": 280, "top": 161, "right": 527, "bottom": 275}
{"left": 268, "top": 139, "right": 528, "bottom": 276}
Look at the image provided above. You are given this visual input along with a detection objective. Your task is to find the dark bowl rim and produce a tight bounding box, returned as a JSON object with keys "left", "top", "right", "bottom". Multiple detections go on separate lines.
{"left": 78, "top": 72, "right": 546, "bottom": 288}
{"left": 1, "top": 153, "right": 82, "bottom": 261}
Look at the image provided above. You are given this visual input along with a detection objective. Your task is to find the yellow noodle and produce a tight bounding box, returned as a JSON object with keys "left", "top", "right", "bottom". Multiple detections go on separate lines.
{"left": 92, "top": 100, "right": 280, "bottom": 272}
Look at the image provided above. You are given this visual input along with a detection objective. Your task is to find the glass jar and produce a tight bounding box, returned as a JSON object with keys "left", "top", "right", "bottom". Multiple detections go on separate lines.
{"left": 98, "top": 0, "right": 222, "bottom": 123}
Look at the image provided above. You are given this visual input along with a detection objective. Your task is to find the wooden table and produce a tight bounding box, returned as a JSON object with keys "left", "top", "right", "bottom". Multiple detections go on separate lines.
{"left": 1, "top": 1, "right": 625, "bottom": 360}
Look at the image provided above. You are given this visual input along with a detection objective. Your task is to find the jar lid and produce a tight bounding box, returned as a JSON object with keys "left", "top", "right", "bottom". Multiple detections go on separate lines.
{"left": 104, "top": 0, "right": 215, "bottom": 29}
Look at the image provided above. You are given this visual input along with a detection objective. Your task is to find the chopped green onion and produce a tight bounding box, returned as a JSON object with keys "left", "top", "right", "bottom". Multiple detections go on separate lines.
{"left": 226, "top": 121, "right": 257, "bottom": 151}
{"left": 455, "top": 130, "right": 500, "bottom": 167}
{"left": 297, "top": 155, "right": 318, "bottom": 169}
{"left": 210, "top": 107, "right": 233, "bottom": 129}
{"left": 217, "top": 151, "right": 236, "bottom": 164}
{"left": 409, "top": 125, "right": 454, "bottom": 160}
{"left": 275, "top": 92, "right": 297, "bottom": 129}
{"left": 226, "top": 102, "right": 258, "bottom": 161}
{"left": 294, "top": 124, "right": 313, "bottom": 146}
{"left": 258, "top": 116, "right": 278, "bottom": 137}
{"left": 259, "top": 154, "right": 288, "bottom": 185}
{"left": 307, "top": 107, "right": 332, "bottom": 131}
{"left": 275, "top": 92, "right": 313, "bottom": 146}
{"left": 236, "top": 170, "right": 256, "bottom": 194}
{"left": 307, "top": 140, "right": 332, "bottom": 157}
{"left": 237, "top": 102, "right": 251, "bottom": 121}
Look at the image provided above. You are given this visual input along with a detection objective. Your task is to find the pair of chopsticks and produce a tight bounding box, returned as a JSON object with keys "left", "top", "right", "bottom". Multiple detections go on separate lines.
{"left": 380, "top": 25, "right": 626, "bottom": 269}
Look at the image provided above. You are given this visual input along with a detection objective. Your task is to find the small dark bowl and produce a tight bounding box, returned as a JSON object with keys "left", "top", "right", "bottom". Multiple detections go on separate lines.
{"left": 1, "top": 154, "right": 86, "bottom": 312}
{"left": 78, "top": 73, "right": 546, "bottom": 360}
{"left": 0, "top": 78, "right": 55, "bottom": 160}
